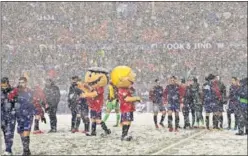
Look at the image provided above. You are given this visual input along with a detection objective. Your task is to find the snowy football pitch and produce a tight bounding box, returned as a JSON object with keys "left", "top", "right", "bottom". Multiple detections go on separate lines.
{"left": 1, "top": 112, "right": 247, "bottom": 155}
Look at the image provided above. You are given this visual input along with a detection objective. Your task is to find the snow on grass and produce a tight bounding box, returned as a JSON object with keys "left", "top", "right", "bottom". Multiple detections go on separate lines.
{"left": 1, "top": 112, "right": 247, "bottom": 155}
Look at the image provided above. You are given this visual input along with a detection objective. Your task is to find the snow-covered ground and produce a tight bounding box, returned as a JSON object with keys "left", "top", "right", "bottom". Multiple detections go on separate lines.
{"left": 1, "top": 112, "right": 247, "bottom": 155}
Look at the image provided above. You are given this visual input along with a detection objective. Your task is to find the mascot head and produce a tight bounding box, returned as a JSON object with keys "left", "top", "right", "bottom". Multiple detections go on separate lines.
{"left": 84, "top": 67, "right": 109, "bottom": 88}
{"left": 110, "top": 66, "right": 136, "bottom": 88}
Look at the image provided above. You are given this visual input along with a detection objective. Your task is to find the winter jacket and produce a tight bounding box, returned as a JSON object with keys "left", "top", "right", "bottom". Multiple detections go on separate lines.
{"left": 68, "top": 83, "right": 82, "bottom": 109}
{"left": 44, "top": 83, "right": 60, "bottom": 107}
{"left": 191, "top": 82, "right": 201, "bottom": 105}
{"left": 1, "top": 87, "right": 14, "bottom": 111}
{"left": 229, "top": 85, "right": 240, "bottom": 103}
{"left": 1, "top": 87, "right": 15, "bottom": 123}
{"left": 184, "top": 85, "right": 193, "bottom": 106}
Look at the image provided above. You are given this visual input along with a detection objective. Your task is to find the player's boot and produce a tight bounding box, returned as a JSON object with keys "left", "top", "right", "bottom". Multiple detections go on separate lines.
{"left": 193, "top": 122, "right": 199, "bottom": 129}
{"left": 33, "top": 130, "right": 44, "bottom": 134}
{"left": 155, "top": 124, "right": 159, "bottom": 129}
{"left": 235, "top": 131, "right": 244, "bottom": 136}
{"left": 90, "top": 130, "right": 96, "bottom": 136}
{"left": 121, "top": 135, "right": 133, "bottom": 141}
{"left": 101, "top": 121, "right": 111, "bottom": 135}
{"left": 184, "top": 122, "right": 190, "bottom": 129}
{"left": 3, "top": 151, "right": 12, "bottom": 155}
{"left": 101, "top": 129, "right": 111, "bottom": 137}
{"left": 22, "top": 150, "right": 31, "bottom": 156}
{"left": 48, "top": 129, "right": 57, "bottom": 133}
{"left": 126, "top": 136, "right": 133, "bottom": 141}
{"left": 159, "top": 122, "right": 165, "bottom": 128}
{"left": 168, "top": 123, "right": 173, "bottom": 132}
{"left": 71, "top": 129, "right": 77, "bottom": 133}
{"left": 85, "top": 131, "right": 91, "bottom": 136}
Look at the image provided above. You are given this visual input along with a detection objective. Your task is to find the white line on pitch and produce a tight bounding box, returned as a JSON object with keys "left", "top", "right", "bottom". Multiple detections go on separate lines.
{"left": 151, "top": 130, "right": 207, "bottom": 155}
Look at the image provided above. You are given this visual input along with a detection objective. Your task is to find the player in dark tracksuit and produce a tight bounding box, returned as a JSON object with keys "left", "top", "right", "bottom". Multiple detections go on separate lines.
{"left": 236, "top": 77, "right": 248, "bottom": 135}
{"left": 227, "top": 77, "right": 240, "bottom": 130}
{"left": 68, "top": 76, "right": 90, "bottom": 134}
{"left": 68, "top": 76, "right": 81, "bottom": 132}
{"left": 163, "top": 76, "right": 181, "bottom": 132}
{"left": 8, "top": 77, "right": 35, "bottom": 156}
{"left": 1, "top": 77, "right": 16, "bottom": 155}
{"left": 44, "top": 79, "right": 60, "bottom": 133}
{"left": 149, "top": 79, "right": 166, "bottom": 129}
{"left": 191, "top": 77, "right": 204, "bottom": 128}
{"left": 76, "top": 96, "right": 90, "bottom": 134}
{"left": 182, "top": 79, "right": 194, "bottom": 129}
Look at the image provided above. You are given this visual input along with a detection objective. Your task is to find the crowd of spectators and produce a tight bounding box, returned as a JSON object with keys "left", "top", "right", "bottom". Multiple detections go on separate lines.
{"left": 2, "top": 2, "right": 247, "bottom": 113}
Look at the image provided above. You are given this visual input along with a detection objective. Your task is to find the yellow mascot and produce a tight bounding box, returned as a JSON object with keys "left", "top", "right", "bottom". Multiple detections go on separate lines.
{"left": 110, "top": 66, "right": 141, "bottom": 141}
{"left": 79, "top": 67, "right": 111, "bottom": 136}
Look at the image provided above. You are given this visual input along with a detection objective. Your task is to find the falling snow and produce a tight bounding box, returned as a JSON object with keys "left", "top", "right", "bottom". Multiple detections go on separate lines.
{"left": 1, "top": 1, "right": 247, "bottom": 155}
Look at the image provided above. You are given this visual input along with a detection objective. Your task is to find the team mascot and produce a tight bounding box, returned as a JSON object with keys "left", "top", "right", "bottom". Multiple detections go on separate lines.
{"left": 110, "top": 66, "right": 141, "bottom": 141}
{"left": 79, "top": 67, "right": 111, "bottom": 136}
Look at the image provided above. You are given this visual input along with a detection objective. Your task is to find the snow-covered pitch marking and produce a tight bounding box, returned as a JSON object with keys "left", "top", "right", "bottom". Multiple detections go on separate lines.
{"left": 151, "top": 129, "right": 207, "bottom": 155}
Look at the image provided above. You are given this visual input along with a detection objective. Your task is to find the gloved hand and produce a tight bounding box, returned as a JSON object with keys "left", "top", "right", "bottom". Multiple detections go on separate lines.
{"left": 41, "top": 117, "right": 47, "bottom": 124}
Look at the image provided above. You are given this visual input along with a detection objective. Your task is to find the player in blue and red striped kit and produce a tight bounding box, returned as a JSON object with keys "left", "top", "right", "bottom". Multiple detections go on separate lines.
{"left": 163, "top": 76, "right": 181, "bottom": 132}
{"left": 1, "top": 77, "right": 16, "bottom": 155}
{"left": 8, "top": 77, "right": 35, "bottom": 156}
{"left": 149, "top": 79, "right": 166, "bottom": 129}
{"left": 202, "top": 74, "right": 222, "bottom": 130}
